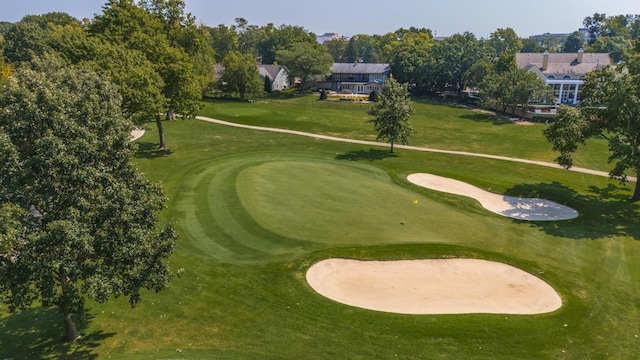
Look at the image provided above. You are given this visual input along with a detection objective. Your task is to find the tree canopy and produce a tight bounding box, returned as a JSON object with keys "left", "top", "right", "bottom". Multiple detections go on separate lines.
{"left": 275, "top": 42, "right": 333, "bottom": 88}
{"left": 480, "top": 67, "right": 551, "bottom": 115}
{"left": 219, "top": 50, "right": 263, "bottom": 100}
{"left": 0, "top": 58, "right": 177, "bottom": 342}
{"left": 544, "top": 40, "right": 640, "bottom": 201}
{"left": 368, "top": 77, "right": 415, "bottom": 153}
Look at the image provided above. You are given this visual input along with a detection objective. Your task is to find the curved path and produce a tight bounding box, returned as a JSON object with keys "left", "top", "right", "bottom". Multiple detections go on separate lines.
{"left": 130, "top": 129, "right": 145, "bottom": 141}
{"left": 407, "top": 173, "right": 578, "bottom": 221}
{"left": 195, "top": 116, "right": 636, "bottom": 182}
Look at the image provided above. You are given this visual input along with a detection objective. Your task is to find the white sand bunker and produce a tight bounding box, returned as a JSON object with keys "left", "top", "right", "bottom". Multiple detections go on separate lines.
{"left": 407, "top": 173, "right": 578, "bottom": 221}
{"left": 306, "top": 258, "right": 562, "bottom": 315}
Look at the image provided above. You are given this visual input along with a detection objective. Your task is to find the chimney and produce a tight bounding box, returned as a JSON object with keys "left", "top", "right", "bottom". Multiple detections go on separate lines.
{"left": 542, "top": 51, "right": 549, "bottom": 71}
{"left": 577, "top": 48, "right": 584, "bottom": 63}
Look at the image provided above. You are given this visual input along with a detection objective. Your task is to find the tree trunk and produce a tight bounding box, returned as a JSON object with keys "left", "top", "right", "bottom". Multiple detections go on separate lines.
{"left": 389, "top": 139, "right": 394, "bottom": 153}
{"left": 64, "top": 313, "right": 79, "bottom": 342}
{"left": 156, "top": 115, "right": 166, "bottom": 150}
{"left": 166, "top": 108, "right": 176, "bottom": 121}
{"left": 632, "top": 176, "right": 640, "bottom": 202}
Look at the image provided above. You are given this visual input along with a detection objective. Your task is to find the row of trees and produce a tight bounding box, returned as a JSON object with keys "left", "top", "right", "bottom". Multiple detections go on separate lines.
{"left": 1, "top": 0, "right": 216, "bottom": 148}
{"left": 207, "top": 12, "right": 639, "bottom": 97}
{"left": 7, "top": 10, "right": 631, "bottom": 105}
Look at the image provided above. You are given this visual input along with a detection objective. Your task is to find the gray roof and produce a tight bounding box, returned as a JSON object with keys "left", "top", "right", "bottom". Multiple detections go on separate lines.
{"left": 258, "top": 64, "right": 285, "bottom": 80}
{"left": 331, "top": 63, "right": 391, "bottom": 74}
{"left": 516, "top": 52, "right": 611, "bottom": 76}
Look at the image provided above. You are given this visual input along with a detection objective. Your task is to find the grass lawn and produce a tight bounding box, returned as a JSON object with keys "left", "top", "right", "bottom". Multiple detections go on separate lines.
{"left": 200, "top": 94, "right": 613, "bottom": 172}
{"left": 1, "top": 97, "right": 639, "bottom": 359}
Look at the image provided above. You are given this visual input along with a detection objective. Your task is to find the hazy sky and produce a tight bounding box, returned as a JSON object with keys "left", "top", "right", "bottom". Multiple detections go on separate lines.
{"left": 1, "top": 0, "right": 639, "bottom": 38}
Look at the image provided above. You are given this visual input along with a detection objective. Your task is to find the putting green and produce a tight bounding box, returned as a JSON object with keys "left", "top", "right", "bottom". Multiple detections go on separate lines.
{"left": 174, "top": 153, "right": 498, "bottom": 263}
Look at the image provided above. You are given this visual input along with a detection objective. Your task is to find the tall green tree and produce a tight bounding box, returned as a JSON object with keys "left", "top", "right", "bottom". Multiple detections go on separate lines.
{"left": 89, "top": 0, "right": 203, "bottom": 147}
{"left": 494, "top": 52, "right": 517, "bottom": 73}
{"left": 389, "top": 32, "right": 433, "bottom": 93}
{"left": 0, "top": 58, "right": 176, "bottom": 342}
{"left": 256, "top": 24, "right": 317, "bottom": 64}
{"left": 583, "top": 13, "right": 607, "bottom": 44}
{"left": 324, "top": 38, "right": 347, "bottom": 62}
{"left": 275, "top": 42, "right": 333, "bottom": 88}
{"left": 5, "top": 13, "right": 169, "bottom": 148}
{"left": 208, "top": 24, "right": 239, "bottom": 59}
{"left": 139, "top": 0, "right": 216, "bottom": 97}
{"left": 544, "top": 41, "right": 640, "bottom": 201}
{"left": 480, "top": 68, "right": 551, "bottom": 115}
{"left": 433, "top": 32, "right": 495, "bottom": 95}
{"left": 219, "top": 51, "right": 263, "bottom": 100}
{"left": 234, "top": 17, "right": 262, "bottom": 55}
{"left": 586, "top": 35, "right": 631, "bottom": 63}
{"left": 3, "top": 20, "right": 52, "bottom": 63}
{"left": 344, "top": 34, "right": 380, "bottom": 63}
{"left": 489, "top": 27, "right": 522, "bottom": 56}
{"left": 368, "top": 77, "right": 415, "bottom": 153}
{"left": 520, "top": 37, "right": 545, "bottom": 53}
{"left": 563, "top": 31, "right": 586, "bottom": 52}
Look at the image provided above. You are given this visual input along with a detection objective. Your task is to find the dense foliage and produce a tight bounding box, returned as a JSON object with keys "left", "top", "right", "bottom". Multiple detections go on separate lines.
{"left": 368, "top": 77, "right": 415, "bottom": 153}
{"left": 0, "top": 58, "right": 177, "bottom": 342}
{"left": 544, "top": 39, "right": 640, "bottom": 201}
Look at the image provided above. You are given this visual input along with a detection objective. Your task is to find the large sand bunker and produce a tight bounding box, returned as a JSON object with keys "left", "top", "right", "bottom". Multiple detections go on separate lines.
{"left": 407, "top": 173, "right": 578, "bottom": 221}
{"left": 306, "top": 258, "right": 562, "bottom": 315}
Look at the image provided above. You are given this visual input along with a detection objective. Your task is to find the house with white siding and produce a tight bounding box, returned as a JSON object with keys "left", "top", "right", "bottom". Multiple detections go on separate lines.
{"left": 516, "top": 50, "right": 611, "bottom": 105}
{"left": 315, "top": 63, "right": 391, "bottom": 94}
{"left": 258, "top": 64, "right": 290, "bottom": 91}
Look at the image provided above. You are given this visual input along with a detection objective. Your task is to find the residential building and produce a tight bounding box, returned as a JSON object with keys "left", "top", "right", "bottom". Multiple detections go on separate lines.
{"left": 316, "top": 63, "right": 392, "bottom": 94}
{"left": 258, "top": 64, "right": 290, "bottom": 91}
{"left": 316, "top": 32, "right": 341, "bottom": 43}
{"left": 516, "top": 50, "right": 611, "bottom": 105}
{"left": 214, "top": 64, "right": 290, "bottom": 91}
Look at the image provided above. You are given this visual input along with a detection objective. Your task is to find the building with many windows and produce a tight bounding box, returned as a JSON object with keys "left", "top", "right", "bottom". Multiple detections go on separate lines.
{"left": 315, "top": 63, "right": 391, "bottom": 94}
{"left": 516, "top": 50, "right": 611, "bottom": 105}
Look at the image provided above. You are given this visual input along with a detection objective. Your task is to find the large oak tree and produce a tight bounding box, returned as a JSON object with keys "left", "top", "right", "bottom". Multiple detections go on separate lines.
{"left": 0, "top": 58, "right": 177, "bottom": 342}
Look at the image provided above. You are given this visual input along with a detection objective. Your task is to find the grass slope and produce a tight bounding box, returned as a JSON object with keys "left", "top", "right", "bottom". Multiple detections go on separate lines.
{"left": 1, "top": 99, "right": 639, "bottom": 359}
{"left": 201, "top": 95, "right": 612, "bottom": 172}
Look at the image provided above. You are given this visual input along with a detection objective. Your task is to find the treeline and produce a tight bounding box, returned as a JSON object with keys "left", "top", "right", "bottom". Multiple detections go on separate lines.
{"left": 1, "top": 5, "right": 639, "bottom": 108}
{"left": 0, "top": 0, "right": 214, "bottom": 148}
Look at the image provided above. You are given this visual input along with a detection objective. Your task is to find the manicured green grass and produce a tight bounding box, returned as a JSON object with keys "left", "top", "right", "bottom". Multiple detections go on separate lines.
{"left": 1, "top": 98, "right": 639, "bottom": 359}
{"left": 201, "top": 95, "right": 613, "bottom": 172}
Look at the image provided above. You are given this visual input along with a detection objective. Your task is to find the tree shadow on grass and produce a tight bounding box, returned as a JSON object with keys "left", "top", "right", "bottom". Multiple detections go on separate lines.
{"left": 0, "top": 307, "right": 114, "bottom": 359}
{"left": 335, "top": 148, "right": 397, "bottom": 162}
{"left": 134, "top": 142, "right": 173, "bottom": 159}
{"left": 504, "top": 182, "right": 640, "bottom": 240}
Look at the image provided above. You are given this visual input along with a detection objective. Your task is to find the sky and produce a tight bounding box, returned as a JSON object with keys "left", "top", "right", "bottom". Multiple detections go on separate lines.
{"left": 1, "top": 0, "right": 639, "bottom": 39}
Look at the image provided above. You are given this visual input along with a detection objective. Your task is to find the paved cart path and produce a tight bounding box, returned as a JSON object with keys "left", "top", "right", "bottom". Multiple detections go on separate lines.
{"left": 194, "top": 115, "right": 636, "bottom": 182}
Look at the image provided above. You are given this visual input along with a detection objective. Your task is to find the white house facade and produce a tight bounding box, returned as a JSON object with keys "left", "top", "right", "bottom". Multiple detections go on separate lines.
{"left": 517, "top": 50, "right": 611, "bottom": 105}
{"left": 316, "top": 63, "right": 392, "bottom": 94}
{"left": 258, "top": 64, "right": 290, "bottom": 91}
